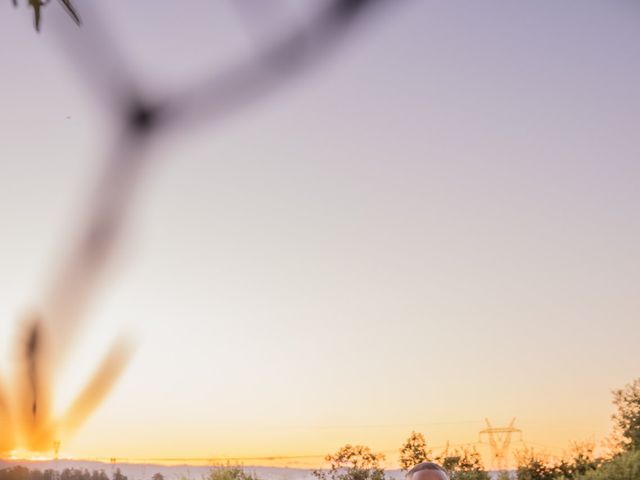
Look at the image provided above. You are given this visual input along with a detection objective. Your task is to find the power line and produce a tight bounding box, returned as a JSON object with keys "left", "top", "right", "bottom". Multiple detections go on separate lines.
{"left": 218, "top": 420, "right": 483, "bottom": 430}
{"left": 64, "top": 440, "right": 492, "bottom": 466}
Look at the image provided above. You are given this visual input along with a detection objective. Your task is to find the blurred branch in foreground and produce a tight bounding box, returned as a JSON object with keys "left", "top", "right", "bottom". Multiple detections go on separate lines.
{"left": 4, "top": 0, "right": 404, "bottom": 455}
{"left": 12, "top": 0, "right": 81, "bottom": 32}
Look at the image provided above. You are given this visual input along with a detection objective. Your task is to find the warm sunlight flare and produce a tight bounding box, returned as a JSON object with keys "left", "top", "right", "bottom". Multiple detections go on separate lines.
{"left": 0, "top": 315, "right": 134, "bottom": 454}
{"left": 6, "top": 449, "right": 53, "bottom": 462}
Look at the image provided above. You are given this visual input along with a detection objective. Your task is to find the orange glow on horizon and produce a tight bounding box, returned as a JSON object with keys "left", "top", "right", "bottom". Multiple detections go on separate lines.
{"left": 13, "top": 416, "right": 607, "bottom": 470}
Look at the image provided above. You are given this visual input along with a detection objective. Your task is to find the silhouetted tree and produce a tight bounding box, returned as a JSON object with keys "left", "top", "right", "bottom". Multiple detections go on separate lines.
{"left": 60, "top": 469, "right": 94, "bottom": 480}
{"left": 111, "top": 469, "right": 127, "bottom": 480}
{"left": 0, "top": 466, "right": 30, "bottom": 480}
{"left": 555, "top": 442, "right": 602, "bottom": 479}
{"left": 612, "top": 377, "right": 640, "bottom": 452}
{"left": 313, "top": 444, "right": 387, "bottom": 480}
{"left": 572, "top": 449, "right": 640, "bottom": 480}
{"left": 435, "top": 445, "right": 489, "bottom": 480}
{"left": 90, "top": 472, "right": 108, "bottom": 480}
{"left": 515, "top": 448, "right": 560, "bottom": 480}
{"left": 207, "top": 464, "right": 260, "bottom": 480}
{"left": 399, "top": 431, "right": 433, "bottom": 471}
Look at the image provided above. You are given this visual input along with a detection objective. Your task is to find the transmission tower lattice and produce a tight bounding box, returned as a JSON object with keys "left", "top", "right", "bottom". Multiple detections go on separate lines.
{"left": 479, "top": 418, "right": 523, "bottom": 470}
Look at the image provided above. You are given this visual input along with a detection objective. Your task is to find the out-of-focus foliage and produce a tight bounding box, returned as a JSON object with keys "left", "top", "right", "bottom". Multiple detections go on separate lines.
{"left": 612, "top": 378, "right": 640, "bottom": 452}
{"left": 312, "top": 444, "right": 387, "bottom": 480}
{"left": 207, "top": 464, "right": 261, "bottom": 480}
{"left": 555, "top": 442, "right": 603, "bottom": 479}
{"left": 515, "top": 442, "right": 602, "bottom": 480}
{"left": 399, "top": 431, "right": 433, "bottom": 471}
{"left": 0, "top": 467, "right": 55, "bottom": 480}
{"left": 496, "top": 472, "right": 513, "bottom": 480}
{"left": 398, "top": 431, "right": 489, "bottom": 480}
{"left": 13, "top": 0, "right": 80, "bottom": 32}
{"left": 571, "top": 449, "right": 640, "bottom": 480}
{"left": 515, "top": 448, "right": 560, "bottom": 480}
{"left": 434, "top": 445, "right": 490, "bottom": 480}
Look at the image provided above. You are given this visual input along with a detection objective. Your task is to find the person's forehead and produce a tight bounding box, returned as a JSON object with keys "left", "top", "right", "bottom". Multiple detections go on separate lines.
{"left": 410, "top": 469, "right": 449, "bottom": 480}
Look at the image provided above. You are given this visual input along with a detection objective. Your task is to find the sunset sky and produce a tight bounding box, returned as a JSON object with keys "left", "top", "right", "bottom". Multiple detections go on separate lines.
{"left": 0, "top": 0, "right": 638, "bottom": 469}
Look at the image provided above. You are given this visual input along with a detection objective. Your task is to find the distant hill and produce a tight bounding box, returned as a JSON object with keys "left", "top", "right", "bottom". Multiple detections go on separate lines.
{"left": 0, "top": 459, "right": 514, "bottom": 480}
{"left": 0, "top": 459, "right": 408, "bottom": 480}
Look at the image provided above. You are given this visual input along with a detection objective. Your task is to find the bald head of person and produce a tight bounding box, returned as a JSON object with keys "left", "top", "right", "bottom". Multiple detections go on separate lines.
{"left": 405, "top": 462, "right": 449, "bottom": 480}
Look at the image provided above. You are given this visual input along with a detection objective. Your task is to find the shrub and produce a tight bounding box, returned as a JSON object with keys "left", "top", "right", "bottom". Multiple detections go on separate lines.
{"left": 435, "top": 446, "right": 490, "bottom": 480}
{"left": 399, "top": 431, "right": 433, "bottom": 471}
{"left": 208, "top": 464, "right": 260, "bottom": 480}
{"left": 515, "top": 448, "right": 559, "bottom": 480}
{"left": 571, "top": 449, "right": 640, "bottom": 480}
{"left": 313, "top": 444, "right": 387, "bottom": 480}
{"left": 612, "top": 378, "right": 640, "bottom": 451}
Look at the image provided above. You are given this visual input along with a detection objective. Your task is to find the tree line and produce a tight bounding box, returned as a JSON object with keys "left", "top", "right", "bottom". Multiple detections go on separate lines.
{"left": 1, "top": 377, "right": 638, "bottom": 480}
{"left": 310, "top": 377, "right": 640, "bottom": 480}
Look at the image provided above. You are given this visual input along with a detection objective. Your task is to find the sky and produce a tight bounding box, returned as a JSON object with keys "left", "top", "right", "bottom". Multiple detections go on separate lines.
{"left": 0, "top": 0, "right": 639, "bottom": 470}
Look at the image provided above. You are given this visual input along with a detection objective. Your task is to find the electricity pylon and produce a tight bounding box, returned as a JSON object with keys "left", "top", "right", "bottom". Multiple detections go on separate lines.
{"left": 479, "top": 418, "right": 522, "bottom": 470}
